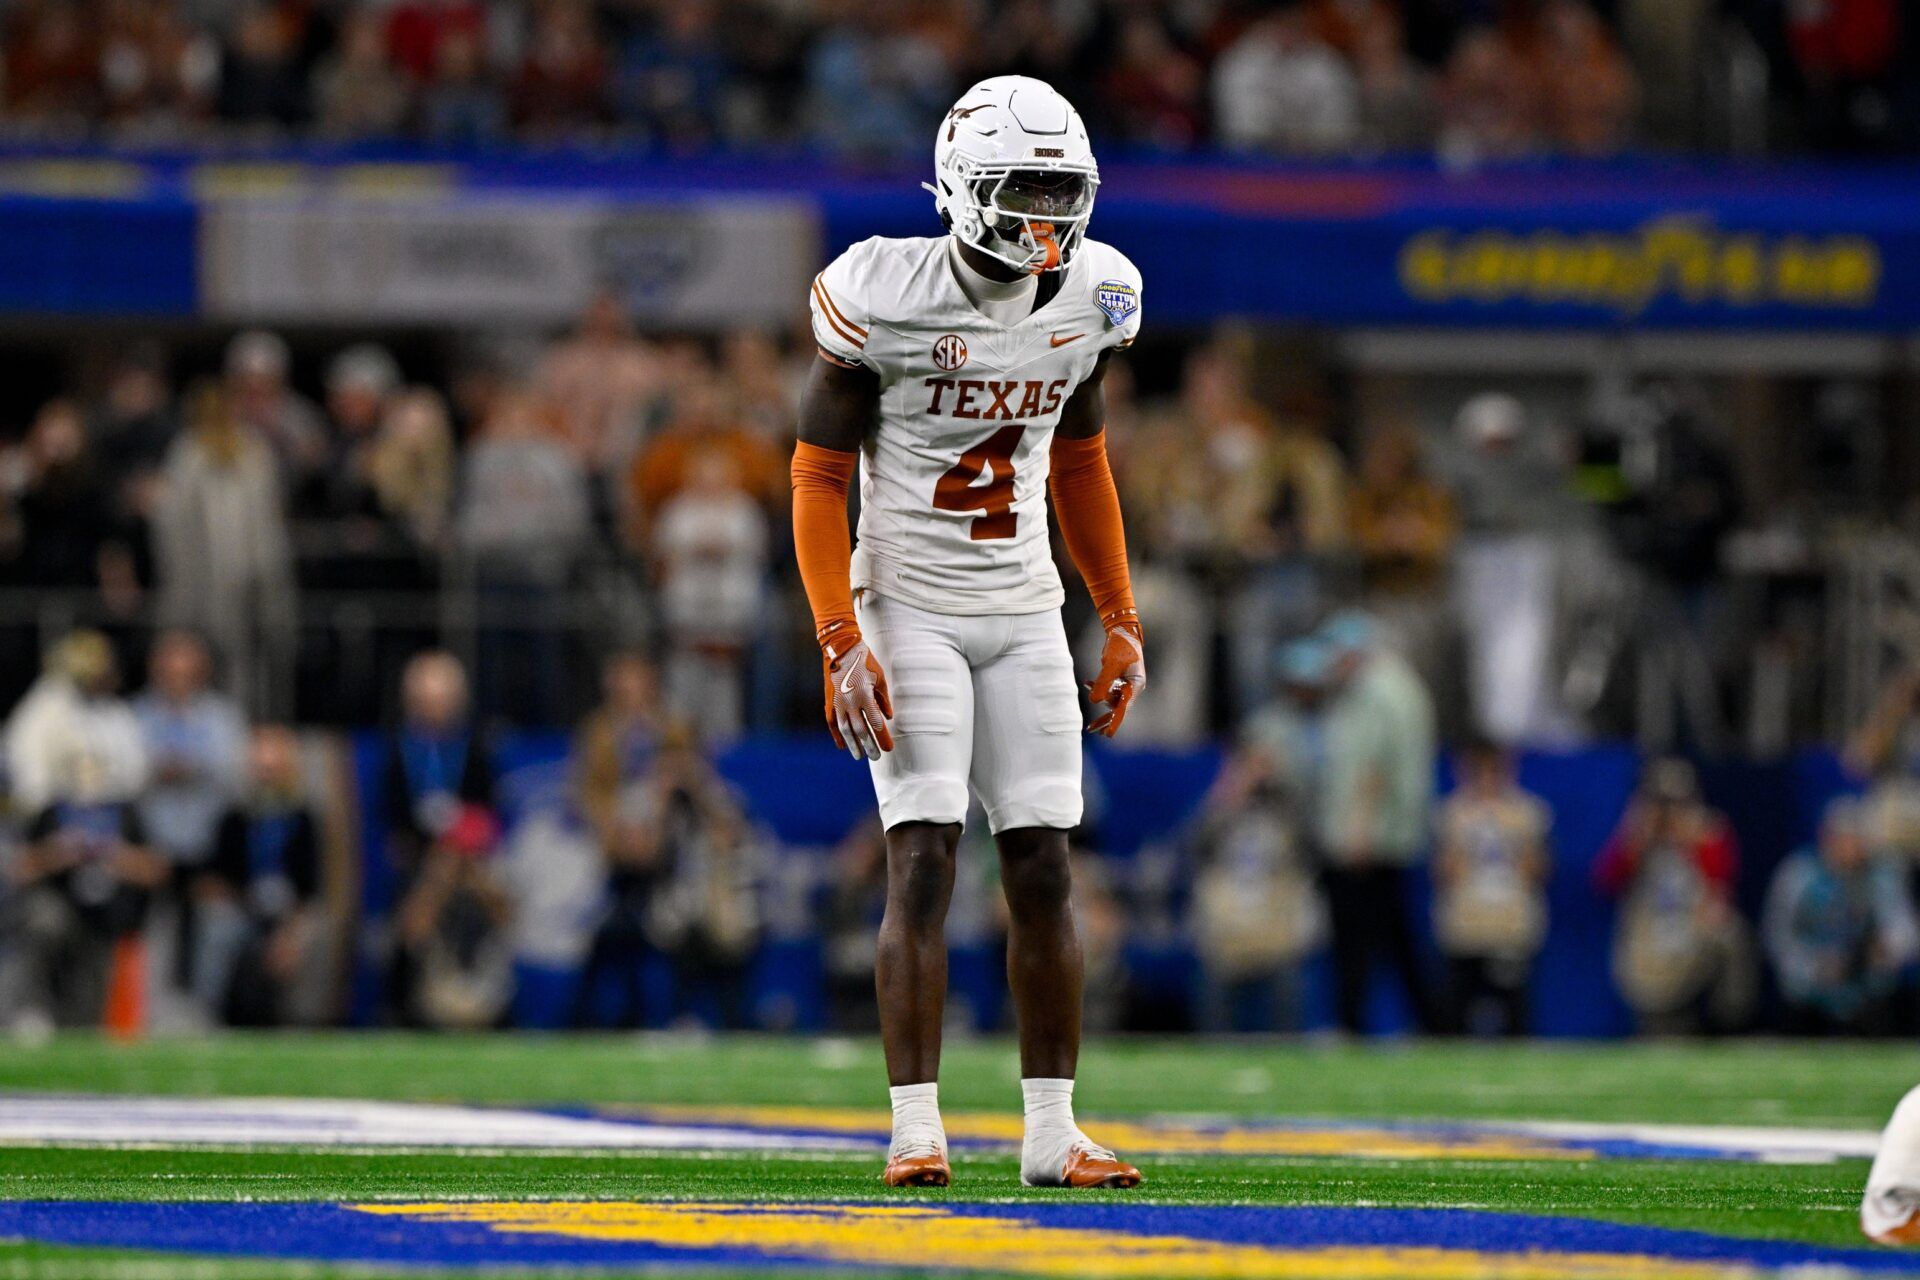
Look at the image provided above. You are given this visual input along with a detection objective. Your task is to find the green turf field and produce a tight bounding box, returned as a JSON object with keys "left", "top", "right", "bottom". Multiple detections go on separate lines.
{"left": 0, "top": 1034, "right": 1914, "bottom": 1279}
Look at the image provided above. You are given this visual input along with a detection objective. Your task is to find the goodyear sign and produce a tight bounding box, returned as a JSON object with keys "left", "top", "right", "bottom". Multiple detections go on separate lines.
{"left": 1397, "top": 217, "right": 1880, "bottom": 317}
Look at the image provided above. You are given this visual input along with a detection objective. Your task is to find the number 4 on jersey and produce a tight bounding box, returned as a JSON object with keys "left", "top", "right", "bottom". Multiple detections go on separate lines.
{"left": 933, "top": 424, "right": 1026, "bottom": 540}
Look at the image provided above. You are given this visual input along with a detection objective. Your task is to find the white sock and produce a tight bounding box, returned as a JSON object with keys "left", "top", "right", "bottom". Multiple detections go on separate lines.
{"left": 888, "top": 1082, "right": 945, "bottom": 1161}
{"left": 1020, "top": 1077, "right": 1096, "bottom": 1186}
{"left": 1865, "top": 1083, "right": 1920, "bottom": 1241}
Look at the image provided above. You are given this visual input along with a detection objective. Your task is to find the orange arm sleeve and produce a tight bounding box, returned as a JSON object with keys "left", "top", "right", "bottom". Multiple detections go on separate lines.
{"left": 1049, "top": 430, "right": 1136, "bottom": 622}
{"left": 790, "top": 441, "right": 859, "bottom": 644}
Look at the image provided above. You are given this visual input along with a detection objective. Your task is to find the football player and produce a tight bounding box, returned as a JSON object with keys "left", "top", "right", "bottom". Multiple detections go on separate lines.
{"left": 790, "top": 76, "right": 1145, "bottom": 1189}
{"left": 1865, "top": 1083, "right": 1920, "bottom": 1243}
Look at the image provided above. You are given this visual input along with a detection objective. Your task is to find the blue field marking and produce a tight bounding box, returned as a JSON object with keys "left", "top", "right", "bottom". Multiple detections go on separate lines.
{"left": 1, "top": 1199, "right": 1916, "bottom": 1276}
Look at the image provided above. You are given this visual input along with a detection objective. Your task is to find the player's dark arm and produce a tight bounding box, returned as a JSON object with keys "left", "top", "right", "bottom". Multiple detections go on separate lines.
{"left": 792, "top": 354, "right": 892, "bottom": 755}
{"left": 1054, "top": 348, "right": 1113, "bottom": 440}
{"left": 1048, "top": 347, "right": 1144, "bottom": 735}
{"left": 797, "top": 354, "right": 880, "bottom": 451}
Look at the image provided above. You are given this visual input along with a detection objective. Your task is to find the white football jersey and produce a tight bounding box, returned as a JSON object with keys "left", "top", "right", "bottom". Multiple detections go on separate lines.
{"left": 809, "top": 234, "right": 1143, "bottom": 617}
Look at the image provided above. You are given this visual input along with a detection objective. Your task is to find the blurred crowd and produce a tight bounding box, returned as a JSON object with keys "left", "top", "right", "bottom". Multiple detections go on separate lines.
{"left": 8, "top": 610, "right": 1920, "bottom": 1039}
{"left": 0, "top": 274, "right": 1910, "bottom": 1037}
{"left": 0, "top": 0, "right": 1912, "bottom": 160}
{"left": 0, "top": 300, "right": 1883, "bottom": 754}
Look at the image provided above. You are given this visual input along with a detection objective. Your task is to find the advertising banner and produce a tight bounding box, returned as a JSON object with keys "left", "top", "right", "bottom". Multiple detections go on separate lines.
{"left": 200, "top": 194, "right": 818, "bottom": 327}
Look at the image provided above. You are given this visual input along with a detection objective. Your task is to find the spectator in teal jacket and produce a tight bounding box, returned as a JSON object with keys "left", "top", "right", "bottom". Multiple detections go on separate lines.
{"left": 1242, "top": 612, "right": 1438, "bottom": 1033}
{"left": 1764, "top": 798, "right": 1918, "bottom": 1035}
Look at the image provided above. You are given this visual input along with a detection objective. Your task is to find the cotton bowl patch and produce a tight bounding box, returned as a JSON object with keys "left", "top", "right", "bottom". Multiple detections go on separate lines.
{"left": 3, "top": 1200, "right": 1917, "bottom": 1277}
{"left": 1096, "top": 278, "right": 1137, "bottom": 326}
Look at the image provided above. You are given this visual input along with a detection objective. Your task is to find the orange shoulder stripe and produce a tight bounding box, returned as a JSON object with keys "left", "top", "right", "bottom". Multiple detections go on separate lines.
{"left": 812, "top": 274, "right": 868, "bottom": 343}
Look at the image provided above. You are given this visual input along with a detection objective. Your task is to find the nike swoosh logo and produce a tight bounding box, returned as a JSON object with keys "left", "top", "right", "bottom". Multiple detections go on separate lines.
{"left": 839, "top": 662, "right": 860, "bottom": 695}
{"left": 1050, "top": 332, "right": 1086, "bottom": 348}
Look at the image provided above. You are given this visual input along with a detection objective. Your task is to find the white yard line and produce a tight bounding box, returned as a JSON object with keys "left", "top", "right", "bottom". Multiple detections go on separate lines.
{"left": 0, "top": 1093, "right": 1885, "bottom": 1164}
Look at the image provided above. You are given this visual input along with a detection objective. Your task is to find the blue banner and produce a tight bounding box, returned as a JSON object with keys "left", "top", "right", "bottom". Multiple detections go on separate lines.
{"left": 0, "top": 145, "right": 1916, "bottom": 328}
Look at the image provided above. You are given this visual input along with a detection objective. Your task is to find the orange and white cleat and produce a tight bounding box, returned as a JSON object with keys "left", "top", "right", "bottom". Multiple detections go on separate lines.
{"left": 1025, "top": 1140, "right": 1141, "bottom": 1189}
{"left": 1061, "top": 1143, "right": 1142, "bottom": 1188}
{"left": 883, "top": 1150, "right": 952, "bottom": 1188}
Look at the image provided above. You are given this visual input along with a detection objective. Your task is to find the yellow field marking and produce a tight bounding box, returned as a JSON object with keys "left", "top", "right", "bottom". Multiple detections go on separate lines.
{"left": 353, "top": 1201, "right": 1742, "bottom": 1279}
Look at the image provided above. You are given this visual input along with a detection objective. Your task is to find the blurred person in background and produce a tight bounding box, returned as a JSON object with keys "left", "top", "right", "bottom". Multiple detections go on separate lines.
{"left": 650, "top": 449, "right": 769, "bottom": 741}
{"left": 1349, "top": 422, "right": 1458, "bottom": 694}
{"left": 223, "top": 330, "right": 325, "bottom": 497}
{"left": 1213, "top": 7, "right": 1358, "bottom": 155}
{"left": 1603, "top": 386, "right": 1743, "bottom": 754}
{"left": 1099, "top": 10, "right": 1205, "bottom": 150}
{"left": 1543, "top": 0, "right": 1637, "bottom": 155}
{"left": 3, "top": 0, "right": 102, "bottom": 128}
{"left": 384, "top": 650, "right": 496, "bottom": 880}
{"left": 454, "top": 390, "right": 590, "bottom": 726}
{"left": 1, "top": 398, "right": 121, "bottom": 594}
{"left": 0, "top": 397, "right": 140, "bottom": 699}
{"left": 301, "top": 344, "right": 418, "bottom": 594}
{"left": 1596, "top": 758, "right": 1755, "bottom": 1033}
{"left": 535, "top": 292, "right": 661, "bottom": 474}
{"left": 1097, "top": 366, "right": 1210, "bottom": 746}
{"left": 395, "top": 796, "right": 513, "bottom": 1028}
{"left": 626, "top": 373, "right": 785, "bottom": 536}
{"left": 509, "top": 0, "right": 609, "bottom": 137}
{"left": 803, "top": 0, "right": 952, "bottom": 159}
{"left": 1, "top": 632, "right": 162, "bottom": 1031}
{"left": 1133, "top": 342, "right": 1342, "bottom": 716}
{"left": 133, "top": 629, "right": 246, "bottom": 1023}
{"left": 312, "top": 5, "right": 408, "bottom": 139}
{"left": 1232, "top": 383, "right": 1351, "bottom": 720}
{"left": 214, "top": 2, "right": 308, "bottom": 128}
{"left": 195, "top": 724, "right": 331, "bottom": 1025}
{"left": 1354, "top": 11, "right": 1434, "bottom": 153}
{"left": 96, "top": 0, "right": 219, "bottom": 136}
{"left": 89, "top": 343, "right": 178, "bottom": 576}
{"left": 1764, "top": 797, "right": 1918, "bottom": 1035}
{"left": 718, "top": 330, "right": 805, "bottom": 443}
{"left": 613, "top": 0, "right": 729, "bottom": 148}
{"left": 622, "top": 730, "right": 764, "bottom": 1028}
{"left": 574, "top": 650, "right": 670, "bottom": 1027}
{"left": 368, "top": 388, "right": 456, "bottom": 558}
{"left": 1435, "top": 392, "right": 1578, "bottom": 746}
{"left": 1245, "top": 618, "right": 1439, "bottom": 1033}
{"left": 1437, "top": 26, "right": 1544, "bottom": 167}
{"left": 6, "top": 630, "right": 147, "bottom": 816}
{"left": 310, "top": 344, "right": 402, "bottom": 518}
{"left": 1185, "top": 741, "right": 1324, "bottom": 1032}
{"left": 153, "top": 382, "right": 298, "bottom": 718}
{"left": 1067, "top": 844, "right": 1128, "bottom": 1035}
{"left": 1433, "top": 738, "right": 1552, "bottom": 1035}
{"left": 385, "top": 0, "right": 488, "bottom": 84}
{"left": 1849, "top": 660, "right": 1920, "bottom": 868}
{"left": 382, "top": 649, "right": 498, "bottom": 1023}
{"left": 418, "top": 24, "right": 506, "bottom": 144}
{"left": 822, "top": 816, "right": 887, "bottom": 1032}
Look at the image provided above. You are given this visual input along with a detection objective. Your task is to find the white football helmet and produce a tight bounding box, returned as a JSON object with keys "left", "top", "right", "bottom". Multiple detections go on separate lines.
{"left": 925, "top": 75, "right": 1099, "bottom": 276}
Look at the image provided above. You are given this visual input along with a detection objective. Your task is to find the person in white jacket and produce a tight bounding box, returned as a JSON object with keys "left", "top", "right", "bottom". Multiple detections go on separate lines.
{"left": 5, "top": 630, "right": 147, "bottom": 814}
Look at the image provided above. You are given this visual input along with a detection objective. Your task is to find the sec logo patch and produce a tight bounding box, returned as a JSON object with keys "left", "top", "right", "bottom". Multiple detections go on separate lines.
{"left": 931, "top": 334, "right": 969, "bottom": 371}
{"left": 1096, "top": 279, "right": 1138, "bottom": 326}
